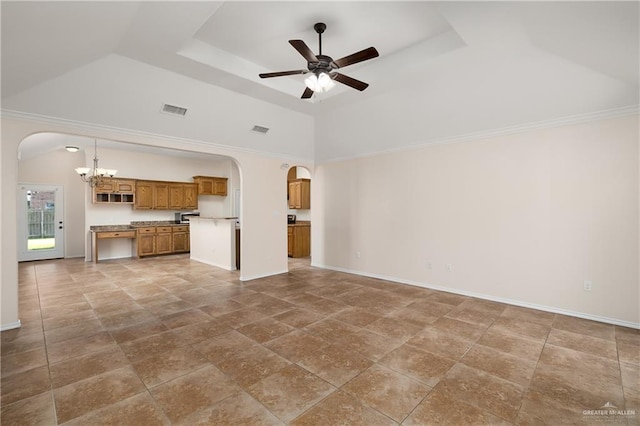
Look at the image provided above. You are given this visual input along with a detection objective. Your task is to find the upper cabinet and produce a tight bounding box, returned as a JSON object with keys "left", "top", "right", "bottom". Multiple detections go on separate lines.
{"left": 193, "top": 176, "right": 227, "bottom": 196}
{"left": 288, "top": 179, "right": 310, "bottom": 209}
{"left": 135, "top": 180, "right": 198, "bottom": 210}
{"left": 93, "top": 178, "right": 136, "bottom": 204}
{"left": 169, "top": 183, "right": 198, "bottom": 210}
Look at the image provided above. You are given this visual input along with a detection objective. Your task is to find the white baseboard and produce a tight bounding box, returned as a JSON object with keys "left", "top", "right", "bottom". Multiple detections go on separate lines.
{"left": 1, "top": 320, "right": 22, "bottom": 331}
{"left": 312, "top": 263, "right": 640, "bottom": 330}
{"left": 240, "top": 269, "right": 289, "bottom": 282}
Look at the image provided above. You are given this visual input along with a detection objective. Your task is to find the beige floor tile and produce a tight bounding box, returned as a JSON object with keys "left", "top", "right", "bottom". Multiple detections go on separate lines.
{"left": 553, "top": 315, "right": 615, "bottom": 341}
{"left": 330, "top": 307, "right": 382, "bottom": 327}
{"left": 237, "top": 317, "right": 296, "bottom": 343}
{"left": 406, "top": 325, "right": 475, "bottom": 360}
{"left": 273, "top": 307, "right": 324, "bottom": 328}
{"left": 215, "top": 345, "right": 291, "bottom": 388}
{"left": 435, "top": 363, "right": 524, "bottom": 422}
{"left": 248, "top": 364, "right": 335, "bottom": 422}
{"left": 432, "top": 316, "right": 488, "bottom": 340}
{"left": 46, "top": 331, "right": 118, "bottom": 364}
{"left": 366, "top": 316, "right": 423, "bottom": 341}
{"left": 109, "top": 319, "right": 169, "bottom": 344}
{"left": 290, "top": 390, "right": 395, "bottom": 425}
{"left": 547, "top": 328, "right": 618, "bottom": 360}
{"left": 159, "top": 308, "right": 212, "bottom": 329}
{"left": 62, "top": 392, "right": 170, "bottom": 426}
{"left": 404, "top": 388, "right": 510, "bottom": 425}
{"left": 176, "top": 391, "right": 282, "bottom": 426}
{"left": 460, "top": 344, "right": 537, "bottom": 386}
{"left": 476, "top": 327, "right": 545, "bottom": 361}
{"left": 499, "top": 305, "right": 555, "bottom": 326}
{"left": 193, "top": 330, "right": 257, "bottom": 363}
{"left": 0, "top": 365, "right": 52, "bottom": 407}
{"left": 133, "top": 346, "right": 209, "bottom": 388}
{"left": 121, "top": 332, "right": 187, "bottom": 364}
{"left": 379, "top": 343, "right": 456, "bottom": 387}
{"left": 53, "top": 366, "right": 146, "bottom": 423}
{"left": 44, "top": 318, "right": 106, "bottom": 345}
{"left": 149, "top": 365, "right": 240, "bottom": 423}
{"left": 618, "top": 338, "right": 640, "bottom": 365}
{"left": 406, "top": 298, "right": 455, "bottom": 317}
{"left": 490, "top": 316, "right": 551, "bottom": 340}
{"left": 1, "top": 346, "right": 48, "bottom": 379}
{"left": 265, "top": 329, "right": 330, "bottom": 362}
{"left": 50, "top": 346, "right": 129, "bottom": 388}
{"left": 342, "top": 364, "right": 430, "bottom": 422}
{"left": 297, "top": 342, "right": 373, "bottom": 387}
{"left": 99, "top": 309, "right": 158, "bottom": 330}
{"left": 0, "top": 391, "right": 57, "bottom": 426}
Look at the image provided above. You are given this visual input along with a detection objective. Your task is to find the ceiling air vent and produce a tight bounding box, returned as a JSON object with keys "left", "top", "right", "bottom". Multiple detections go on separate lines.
{"left": 161, "top": 103, "right": 188, "bottom": 117}
{"left": 251, "top": 125, "right": 269, "bottom": 134}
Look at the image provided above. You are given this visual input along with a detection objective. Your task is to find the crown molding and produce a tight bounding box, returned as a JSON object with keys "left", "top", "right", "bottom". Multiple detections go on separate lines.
{"left": 319, "top": 104, "right": 640, "bottom": 164}
{"left": 0, "top": 109, "right": 314, "bottom": 165}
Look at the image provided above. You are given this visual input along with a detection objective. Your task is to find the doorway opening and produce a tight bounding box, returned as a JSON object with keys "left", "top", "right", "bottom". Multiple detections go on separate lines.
{"left": 17, "top": 184, "right": 65, "bottom": 261}
{"left": 286, "top": 166, "right": 311, "bottom": 264}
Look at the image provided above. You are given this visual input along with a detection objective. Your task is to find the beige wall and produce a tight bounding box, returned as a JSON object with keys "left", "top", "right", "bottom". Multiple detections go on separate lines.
{"left": 312, "top": 115, "right": 639, "bottom": 326}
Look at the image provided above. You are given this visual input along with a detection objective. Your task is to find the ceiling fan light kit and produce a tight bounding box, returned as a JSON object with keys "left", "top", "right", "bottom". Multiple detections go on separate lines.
{"left": 259, "top": 22, "right": 379, "bottom": 99}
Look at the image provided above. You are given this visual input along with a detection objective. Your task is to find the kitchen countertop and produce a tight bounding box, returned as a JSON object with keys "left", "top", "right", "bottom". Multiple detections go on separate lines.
{"left": 90, "top": 221, "right": 188, "bottom": 232}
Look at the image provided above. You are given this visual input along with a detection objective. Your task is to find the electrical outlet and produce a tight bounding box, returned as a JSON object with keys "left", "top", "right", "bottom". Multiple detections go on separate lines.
{"left": 356, "top": 251, "right": 361, "bottom": 259}
{"left": 583, "top": 280, "right": 592, "bottom": 292}
{"left": 446, "top": 263, "right": 453, "bottom": 272}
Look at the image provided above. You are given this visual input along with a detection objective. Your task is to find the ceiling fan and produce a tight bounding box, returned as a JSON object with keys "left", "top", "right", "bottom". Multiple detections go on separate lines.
{"left": 259, "top": 22, "right": 379, "bottom": 99}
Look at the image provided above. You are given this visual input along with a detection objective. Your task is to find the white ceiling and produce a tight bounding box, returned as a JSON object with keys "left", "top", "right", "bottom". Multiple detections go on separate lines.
{"left": 3, "top": 1, "right": 639, "bottom": 160}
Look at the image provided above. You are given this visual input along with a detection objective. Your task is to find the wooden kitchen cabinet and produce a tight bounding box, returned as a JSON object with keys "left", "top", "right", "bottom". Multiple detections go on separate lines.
{"left": 155, "top": 226, "right": 173, "bottom": 254}
{"left": 93, "top": 178, "right": 136, "bottom": 204}
{"left": 137, "top": 225, "right": 189, "bottom": 257}
{"left": 288, "top": 179, "right": 310, "bottom": 209}
{"left": 193, "top": 176, "right": 228, "bottom": 196}
{"left": 288, "top": 222, "right": 310, "bottom": 258}
{"left": 172, "top": 225, "right": 190, "bottom": 253}
{"left": 136, "top": 227, "right": 156, "bottom": 256}
{"left": 183, "top": 184, "right": 198, "bottom": 209}
{"left": 135, "top": 181, "right": 198, "bottom": 210}
{"left": 154, "top": 184, "right": 169, "bottom": 209}
{"left": 134, "top": 181, "right": 154, "bottom": 209}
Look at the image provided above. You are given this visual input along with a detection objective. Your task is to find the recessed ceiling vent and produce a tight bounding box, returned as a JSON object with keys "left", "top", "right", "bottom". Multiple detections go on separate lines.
{"left": 161, "top": 103, "right": 188, "bottom": 117}
{"left": 251, "top": 125, "right": 269, "bottom": 134}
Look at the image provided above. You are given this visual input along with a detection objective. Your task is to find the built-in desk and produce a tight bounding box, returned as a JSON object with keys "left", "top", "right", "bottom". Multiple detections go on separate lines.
{"left": 91, "top": 228, "right": 136, "bottom": 263}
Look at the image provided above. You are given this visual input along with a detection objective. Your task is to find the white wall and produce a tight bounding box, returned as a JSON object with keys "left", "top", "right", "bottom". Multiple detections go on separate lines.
{"left": 313, "top": 114, "right": 639, "bottom": 326}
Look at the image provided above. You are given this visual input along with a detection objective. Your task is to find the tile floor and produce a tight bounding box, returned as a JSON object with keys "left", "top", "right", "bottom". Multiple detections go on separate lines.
{"left": 1, "top": 255, "right": 638, "bottom": 425}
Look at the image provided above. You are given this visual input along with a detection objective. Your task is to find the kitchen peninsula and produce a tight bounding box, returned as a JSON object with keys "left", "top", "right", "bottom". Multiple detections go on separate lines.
{"left": 189, "top": 217, "right": 238, "bottom": 271}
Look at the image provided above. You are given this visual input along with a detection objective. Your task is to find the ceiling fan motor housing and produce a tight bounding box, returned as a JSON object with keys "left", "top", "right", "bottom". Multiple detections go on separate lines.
{"left": 308, "top": 54, "right": 336, "bottom": 74}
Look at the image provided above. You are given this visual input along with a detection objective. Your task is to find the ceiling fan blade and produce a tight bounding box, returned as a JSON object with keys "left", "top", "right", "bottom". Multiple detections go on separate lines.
{"left": 301, "top": 87, "right": 314, "bottom": 99}
{"left": 289, "top": 40, "right": 319, "bottom": 63}
{"left": 259, "top": 70, "right": 307, "bottom": 78}
{"left": 333, "top": 47, "right": 379, "bottom": 68}
{"left": 333, "top": 73, "right": 369, "bottom": 91}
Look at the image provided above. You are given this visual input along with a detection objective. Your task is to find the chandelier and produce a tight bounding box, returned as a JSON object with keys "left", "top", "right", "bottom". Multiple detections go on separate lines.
{"left": 74, "top": 139, "right": 117, "bottom": 188}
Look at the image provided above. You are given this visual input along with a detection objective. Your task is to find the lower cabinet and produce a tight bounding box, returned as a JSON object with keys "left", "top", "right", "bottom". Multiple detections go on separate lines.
{"left": 137, "top": 225, "right": 190, "bottom": 257}
{"left": 137, "top": 227, "right": 156, "bottom": 256}
{"left": 172, "top": 226, "right": 190, "bottom": 253}
{"left": 288, "top": 222, "right": 310, "bottom": 258}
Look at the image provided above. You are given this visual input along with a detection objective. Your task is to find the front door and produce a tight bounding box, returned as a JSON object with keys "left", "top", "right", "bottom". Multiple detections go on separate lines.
{"left": 17, "top": 184, "right": 65, "bottom": 261}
